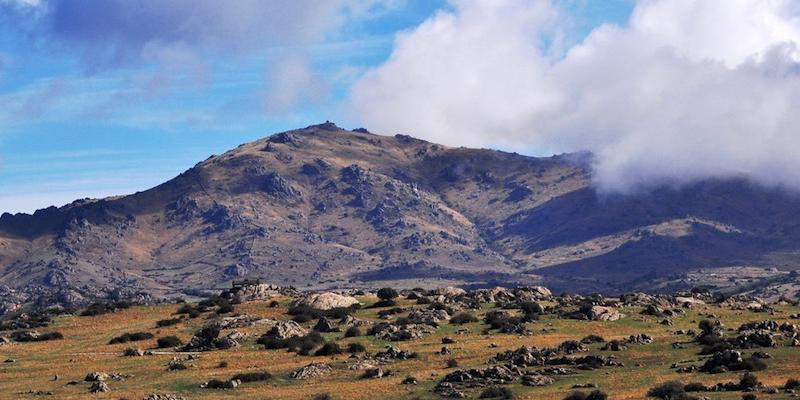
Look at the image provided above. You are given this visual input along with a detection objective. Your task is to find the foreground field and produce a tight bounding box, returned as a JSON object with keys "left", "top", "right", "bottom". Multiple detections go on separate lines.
{"left": 0, "top": 288, "right": 798, "bottom": 400}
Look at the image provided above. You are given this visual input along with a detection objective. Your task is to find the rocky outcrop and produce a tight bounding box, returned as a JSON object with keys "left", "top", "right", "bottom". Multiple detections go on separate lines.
{"left": 296, "top": 293, "right": 359, "bottom": 310}
{"left": 291, "top": 363, "right": 332, "bottom": 380}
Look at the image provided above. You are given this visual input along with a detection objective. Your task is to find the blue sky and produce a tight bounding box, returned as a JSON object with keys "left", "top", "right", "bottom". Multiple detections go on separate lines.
{"left": 0, "top": 0, "right": 636, "bottom": 214}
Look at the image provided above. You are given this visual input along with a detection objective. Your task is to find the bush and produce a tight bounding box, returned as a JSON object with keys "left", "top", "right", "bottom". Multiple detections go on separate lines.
{"left": 155, "top": 318, "right": 182, "bottom": 328}
{"left": 344, "top": 326, "right": 362, "bottom": 337}
{"left": 446, "top": 358, "right": 459, "bottom": 368}
{"left": 288, "top": 305, "right": 358, "bottom": 320}
{"left": 312, "top": 394, "right": 332, "bottom": 400}
{"left": 81, "top": 302, "right": 120, "bottom": 317}
{"left": 230, "top": 371, "right": 271, "bottom": 382}
{"left": 157, "top": 336, "right": 183, "bottom": 348}
{"left": 175, "top": 304, "right": 197, "bottom": 315}
{"left": 259, "top": 332, "right": 326, "bottom": 355}
{"left": 564, "top": 391, "right": 608, "bottom": 400}
{"left": 741, "top": 394, "right": 757, "bottom": 400}
{"left": 683, "top": 382, "right": 708, "bottom": 392}
{"left": 739, "top": 373, "right": 761, "bottom": 390}
{"left": 314, "top": 342, "right": 342, "bottom": 356}
{"left": 40, "top": 331, "right": 64, "bottom": 341}
{"left": 203, "top": 379, "right": 236, "bottom": 389}
{"left": 216, "top": 303, "right": 235, "bottom": 314}
{"left": 450, "top": 312, "right": 479, "bottom": 324}
{"left": 109, "top": 332, "right": 154, "bottom": 345}
{"left": 647, "top": 381, "right": 694, "bottom": 400}
{"left": 580, "top": 335, "right": 605, "bottom": 344}
{"left": 479, "top": 386, "right": 514, "bottom": 399}
{"left": 14, "top": 331, "right": 64, "bottom": 342}
{"left": 740, "top": 357, "right": 767, "bottom": 372}
{"left": 377, "top": 287, "right": 399, "bottom": 300}
{"left": 519, "top": 301, "right": 543, "bottom": 315}
{"left": 268, "top": 300, "right": 280, "bottom": 308}
{"left": 347, "top": 342, "right": 366, "bottom": 354}
{"left": 218, "top": 361, "right": 229, "bottom": 368}
{"left": 784, "top": 378, "right": 800, "bottom": 390}
{"left": 370, "top": 299, "right": 398, "bottom": 308}
{"left": 168, "top": 363, "right": 188, "bottom": 371}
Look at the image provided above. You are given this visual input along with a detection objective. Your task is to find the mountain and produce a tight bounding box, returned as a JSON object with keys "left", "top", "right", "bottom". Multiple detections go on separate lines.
{"left": 1, "top": 122, "right": 799, "bottom": 310}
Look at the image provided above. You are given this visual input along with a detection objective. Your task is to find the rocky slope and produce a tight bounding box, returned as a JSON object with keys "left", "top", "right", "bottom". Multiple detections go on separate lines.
{"left": 1, "top": 122, "right": 799, "bottom": 310}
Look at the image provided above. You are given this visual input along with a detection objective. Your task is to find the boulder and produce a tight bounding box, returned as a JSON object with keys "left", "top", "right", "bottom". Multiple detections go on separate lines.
{"left": 84, "top": 372, "right": 108, "bottom": 382}
{"left": 522, "top": 374, "right": 554, "bottom": 387}
{"left": 89, "top": 381, "right": 110, "bottom": 393}
{"left": 297, "top": 293, "right": 359, "bottom": 310}
{"left": 589, "top": 306, "right": 625, "bottom": 321}
{"left": 267, "top": 321, "right": 307, "bottom": 339}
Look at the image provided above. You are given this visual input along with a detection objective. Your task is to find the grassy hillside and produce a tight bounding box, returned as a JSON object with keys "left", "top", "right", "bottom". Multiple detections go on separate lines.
{"left": 1, "top": 289, "right": 798, "bottom": 400}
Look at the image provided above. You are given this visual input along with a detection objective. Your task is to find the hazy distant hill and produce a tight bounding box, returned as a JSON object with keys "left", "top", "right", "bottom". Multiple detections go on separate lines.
{"left": 1, "top": 122, "right": 799, "bottom": 305}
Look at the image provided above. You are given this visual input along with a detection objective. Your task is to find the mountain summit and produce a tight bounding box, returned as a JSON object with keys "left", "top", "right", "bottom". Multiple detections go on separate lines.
{"left": 1, "top": 123, "right": 799, "bottom": 310}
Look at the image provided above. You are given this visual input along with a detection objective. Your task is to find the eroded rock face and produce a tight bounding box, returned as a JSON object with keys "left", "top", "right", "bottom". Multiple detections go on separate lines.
{"left": 296, "top": 293, "right": 359, "bottom": 310}
{"left": 263, "top": 172, "right": 302, "bottom": 200}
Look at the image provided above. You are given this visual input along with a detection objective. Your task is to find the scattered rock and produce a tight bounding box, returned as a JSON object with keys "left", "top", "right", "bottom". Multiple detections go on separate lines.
{"left": 291, "top": 363, "right": 332, "bottom": 380}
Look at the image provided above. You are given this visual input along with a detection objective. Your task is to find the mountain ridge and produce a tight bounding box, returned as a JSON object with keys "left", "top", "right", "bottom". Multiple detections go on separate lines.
{"left": 1, "top": 122, "right": 799, "bottom": 312}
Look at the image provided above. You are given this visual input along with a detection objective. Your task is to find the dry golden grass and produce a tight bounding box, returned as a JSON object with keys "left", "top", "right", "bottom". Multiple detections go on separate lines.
{"left": 0, "top": 296, "right": 798, "bottom": 400}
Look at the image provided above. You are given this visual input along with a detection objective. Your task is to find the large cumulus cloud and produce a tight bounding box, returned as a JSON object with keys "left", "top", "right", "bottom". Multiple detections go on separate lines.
{"left": 351, "top": 0, "right": 800, "bottom": 193}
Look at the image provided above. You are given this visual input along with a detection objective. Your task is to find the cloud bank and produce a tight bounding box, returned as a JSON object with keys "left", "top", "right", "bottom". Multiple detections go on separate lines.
{"left": 351, "top": 0, "right": 800, "bottom": 193}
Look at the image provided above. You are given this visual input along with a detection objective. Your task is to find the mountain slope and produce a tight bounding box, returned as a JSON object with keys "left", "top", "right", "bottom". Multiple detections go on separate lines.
{"left": 1, "top": 123, "right": 799, "bottom": 308}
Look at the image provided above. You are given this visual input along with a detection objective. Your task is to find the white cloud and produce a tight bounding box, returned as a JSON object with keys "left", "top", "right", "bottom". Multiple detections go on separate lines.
{"left": 350, "top": 0, "right": 800, "bottom": 193}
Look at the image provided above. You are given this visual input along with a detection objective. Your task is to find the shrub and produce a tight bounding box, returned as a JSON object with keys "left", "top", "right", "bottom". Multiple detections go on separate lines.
{"left": 168, "top": 363, "right": 188, "bottom": 371}
{"left": 156, "top": 336, "right": 183, "bottom": 348}
{"left": 741, "top": 394, "right": 757, "bottom": 400}
{"left": 155, "top": 318, "right": 182, "bottom": 328}
{"left": 347, "top": 342, "right": 366, "bottom": 354}
{"left": 268, "top": 300, "right": 280, "bottom": 308}
{"left": 519, "top": 301, "right": 543, "bottom": 315}
{"left": 312, "top": 394, "right": 332, "bottom": 400}
{"left": 216, "top": 303, "right": 234, "bottom": 314}
{"left": 740, "top": 357, "right": 767, "bottom": 372}
{"left": 314, "top": 342, "right": 342, "bottom": 356}
{"left": 784, "top": 378, "right": 800, "bottom": 390}
{"left": 377, "top": 287, "right": 399, "bottom": 300}
{"left": 584, "top": 391, "right": 608, "bottom": 400}
{"left": 683, "top": 382, "right": 708, "bottom": 392}
{"left": 564, "top": 392, "right": 588, "bottom": 400}
{"left": 647, "top": 381, "right": 694, "bottom": 400}
{"left": 739, "top": 373, "right": 761, "bottom": 390}
{"left": 288, "top": 305, "right": 358, "bottom": 320}
{"left": 175, "top": 304, "right": 196, "bottom": 315}
{"left": 580, "top": 335, "right": 606, "bottom": 344}
{"left": 450, "top": 312, "right": 479, "bottom": 324}
{"left": 203, "top": 379, "right": 236, "bottom": 389}
{"left": 230, "top": 371, "right": 271, "bottom": 382}
{"left": 371, "top": 299, "right": 397, "bottom": 308}
{"left": 344, "top": 326, "right": 362, "bottom": 337}
{"left": 109, "top": 332, "right": 154, "bottom": 345}
{"left": 218, "top": 361, "right": 229, "bottom": 368}
{"left": 446, "top": 358, "right": 459, "bottom": 368}
{"left": 81, "top": 302, "right": 119, "bottom": 317}
{"left": 479, "top": 386, "right": 515, "bottom": 399}
{"left": 14, "top": 331, "right": 63, "bottom": 342}
{"left": 416, "top": 296, "right": 432, "bottom": 305}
